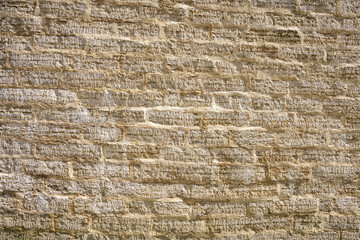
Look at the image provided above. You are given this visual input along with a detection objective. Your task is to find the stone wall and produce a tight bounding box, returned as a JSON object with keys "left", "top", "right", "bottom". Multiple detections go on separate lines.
{"left": 0, "top": 0, "right": 360, "bottom": 239}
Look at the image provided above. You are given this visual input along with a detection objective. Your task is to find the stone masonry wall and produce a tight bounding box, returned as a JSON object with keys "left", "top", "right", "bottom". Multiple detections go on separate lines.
{"left": 0, "top": 0, "right": 360, "bottom": 239}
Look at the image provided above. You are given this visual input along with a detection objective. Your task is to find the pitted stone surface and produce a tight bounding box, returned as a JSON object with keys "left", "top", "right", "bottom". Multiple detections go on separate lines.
{"left": 0, "top": 0, "right": 359, "bottom": 239}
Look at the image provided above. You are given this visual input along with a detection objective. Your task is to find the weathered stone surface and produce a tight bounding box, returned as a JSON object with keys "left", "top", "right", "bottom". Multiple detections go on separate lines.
{"left": 166, "top": 57, "right": 215, "bottom": 73}
{"left": 121, "top": 56, "right": 163, "bottom": 73}
{"left": 201, "top": 76, "right": 247, "bottom": 92}
{"left": 342, "top": 232, "right": 360, "bottom": 240}
{"left": 89, "top": 38, "right": 146, "bottom": 54}
{"left": 37, "top": 107, "right": 109, "bottom": 125}
{"left": 104, "top": 181, "right": 185, "bottom": 199}
{"left": 0, "top": 159, "right": 21, "bottom": 175}
{"left": 25, "top": 159, "right": 69, "bottom": 177}
{"left": 340, "top": 0, "right": 360, "bottom": 16}
{"left": 189, "top": 130, "right": 229, "bottom": 147}
{"left": 320, "top": 197, "right": 360, "bottom": 214}
{"left": 149, "top": 110, "right": 200, "bottom": 126}
{"left": 324, "top": 99, "right": 360, "bottom": 114}
{"left": 39, "top": 1, "right": 86, "bottom": 18}
{"left": 278, "top": 131, "right": 326, "bottom": 147}
{"left": 116, "top": 23, "right": 160, "bottom": 37}
{"left": 111, "top": 109, "right": 144, "bottom": 124}
{"left": 153, "top": 199, "right": 190, "bottom": 216}
{"left": 71, "top": 161, "right": 128, "bottom": 179}
{"left": 295, "top": 114, "right": 342, "bottom": 130}
{"left": 0, "top": 231, "right": 72, "bottom": 240}
{"left": 251, "top": 79, "right": 288, "bottom": 95}
{"left": 0, "top": 17, "right": 43, "bottom": 34}
{"left": 220, "top": 165, "right": 265, "bottom": 184}
{"left": 338, "top": 65, "right": 360, "bottom": 81}
{"left": 165, "top": 24, "right": 209, "bottom": 40}
{"left": 36, "top": 143, "right": 101, "bottom": 160}
{"left": 103, "top": 143, "right": 159, "bottom": 160}
{"left": 227, "top": 12, "right": 274, "bottom": 28}
{"left": 54, "top": 215, "right": 89, "bottom": 232}
{"left": 154, "top": 219, "right": 207, "bottom": 233}
{"left": 74, "top": 197, "right": 127, "bottom": 214}
{"left": 47, "top": 179, "right": 102, "bottom": 196}
{"left": 126, "top": 127, "right": 186, "bottom": 146}
{"left": 0, "top": 1, "right": 34, "bottom": 15}
{"left": 0, "top": 123, "right": 81, "bottom": 141}
{"left": 286, "top": 97, "right": 322, "bottom": 113}
{"left": 74, "top": 55, "right": 119, "bottom": 71}
{"left": 0, "top": 70, "right": 14, "bottom": 85}
{"left": 23, "top": 193, "right": 69, "bottom": 214}
{"left": 231, "top": 130, "right": 274, "bottom": 147}
{"left": 0, "top": 36, "right": 31, "bottom": 51}
{"left": 252, "top": 96, "right": 284, "bottom": 111}
{"left": 193, "top": 201, "right": 246, "bottom": 218}
{"left": 331, "top": 132, "right": 360, "bottom": 149}
{"left": 93, "top": 217, "right": 151, "bottom": 233}
{"left": 316, "top": 15, "right": 359, "bottom": 32}
{"left": 18, "top": 71, "right": 59, "bottom": 86}
{"left": 327, "top": 48, "right": 360, "bottom": 64}
{"left": 0, "top": 213, "right": 52, "bottom": 230}
{"left": 250, "top": 0, "right": 297, "bottom": 10}
{"left": 281, "top": 180, "right": 360, "bottom": 198}
{"left": 300, "top": 148, "right": 342, "bottom": 163}
{"left": 161, "top": 147, "right": 214, "bottom": 164}
{"left": 308, "top": 232, "right": 339, "bottom": 240}
{"left": 0, "top": 139, "right": 31, "bottom": 156}
{"left": 109, "top": 73, "right": 144, "bottom": 90}
{"left": 0, "top": 106, "right": 32, "bottom": 121}
{"left": 0, "top": 88, "right": 77, "bottom": 105}
{"left": 10, "top": 53, "right": 71, "bottom": 68}
{"left": 250, "top": 112, "right": 293, "bottom": 128}
{"left": 290, "top": 80, "right": 345, "bottom": 96}
{"left": 207, "top": 111, "right": 247, "bottom": 127}
{"left": 80, "top": 90, "right": 115, "bottom": 107}
{"left": 245, "top": 29, "right": 301, "bottom": 44}
{"left": 47, "top": 19, "right": 112, "bottom": 35}
{"left": 129, "top": 200, "right": 151, "bottom": 214}
{"left": 209, "top": 216, "right": 291, "bottom": 232}
{"left": 344, "top": 150, "right": 360, "bottom": 164}
{"left": 293, "top": 215, "right": 323, "bottom": 232}
{"left": 83, "top": 126, "right": 122, "bottom": 143}
{"left": 167, "top": 92, "right": 212, "bottom": 107}
{"left": 143, "top": 6, "right": 187, "bottom": 22}
{"left": 149, "top": 41, "right": 192, "bottom": 56}
{"left": 303, "top": 31, "right": 337, "bottom": 46}
{"left": 300, "top": 0, "right": 337, "bottom": 13}
{"left": 249, "top": 198, "right": 317, "bottom": 216}
{"left": 216, "top": 147, "right": 252, "bottom": 163}
{"left": 134, "top": 162, "right": 218, "bottom": 184}
{"left": 62, "top": 71, "right": 107, "bottom": 88}
{"left": 313, "top": 165, "right": 359, "bottom": 180}
{"left": 326, "top": 215, "right": 360, "bottom": 230}
{"left": 256, "top": 148, "right": 299, "bottom": 163}
{"left": 189, "top": 9, "right": 224, "bottom": 25}
{"left": 1, "top": 0, "right": 359, "bottom": 237}
{"left": 268, "top": 165, "right": 311, "bottom": 181}
{"left": 91, "top": 5, "right": 141, "bottom": 21}
{"left": 146, "top": 73, "right": 197, "bottom": 92}
{"left": 34, "top": 35, "right": 86, "bottom": 50}
{"left": 185, "top": 183, "right": 278, "bottom": 201}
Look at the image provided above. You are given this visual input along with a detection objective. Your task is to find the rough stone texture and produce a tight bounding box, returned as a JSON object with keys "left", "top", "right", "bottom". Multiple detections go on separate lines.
{"left": 0, "top": 0, "right": 359, "bottom": 239}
